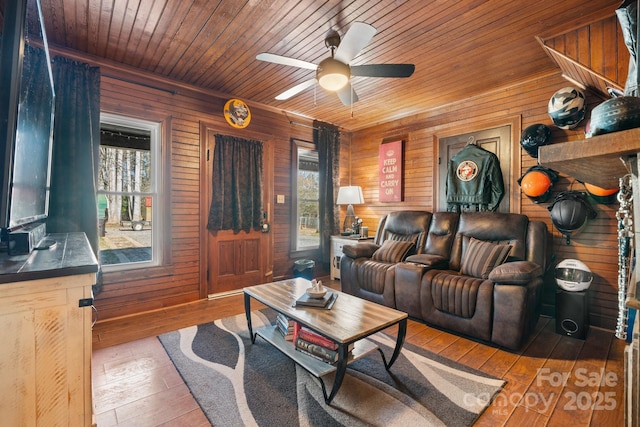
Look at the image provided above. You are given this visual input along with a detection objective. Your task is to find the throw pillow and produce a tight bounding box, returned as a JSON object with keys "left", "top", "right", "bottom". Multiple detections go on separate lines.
{"left": 460, "top": 238, "right": 512, "bottom": 279}
{"left": 371, "top": 239, "right": 415, "bottom": 263}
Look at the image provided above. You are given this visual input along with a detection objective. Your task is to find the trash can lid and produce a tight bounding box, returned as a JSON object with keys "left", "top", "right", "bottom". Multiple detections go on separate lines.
{"left": 293, "top": 259, "right": 315, "bottom": 270}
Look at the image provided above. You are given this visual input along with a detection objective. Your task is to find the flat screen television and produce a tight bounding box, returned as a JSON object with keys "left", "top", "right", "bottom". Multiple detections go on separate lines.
{"left": 0, "top": 0, "right": 55, "bottom": 242}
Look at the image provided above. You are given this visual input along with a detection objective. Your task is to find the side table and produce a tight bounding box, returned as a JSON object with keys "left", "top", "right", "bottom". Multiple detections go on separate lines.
{"left": 330, "top": 235, "right": 373, "bottom": 280}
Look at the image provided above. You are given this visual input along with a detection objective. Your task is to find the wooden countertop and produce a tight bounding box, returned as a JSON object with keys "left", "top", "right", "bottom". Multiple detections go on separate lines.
{"left": 0, "top": 232, "right": 98, "bottom": 284}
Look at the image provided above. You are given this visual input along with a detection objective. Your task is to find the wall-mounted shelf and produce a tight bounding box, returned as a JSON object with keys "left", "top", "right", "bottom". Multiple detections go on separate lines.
{"left": 538, "top": 127, "right": 640, "bottom": 189}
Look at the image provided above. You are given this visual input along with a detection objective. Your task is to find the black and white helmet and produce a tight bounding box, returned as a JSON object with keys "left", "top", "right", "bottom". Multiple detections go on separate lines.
{"left": 548, "top": 87, "right": 586, "bottom": 129}
{"left": 555, "top": 259, "right": 592, "bottom": 292}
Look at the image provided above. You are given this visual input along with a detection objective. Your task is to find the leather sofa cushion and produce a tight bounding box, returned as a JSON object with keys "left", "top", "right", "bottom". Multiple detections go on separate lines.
{"left": 460, "top": 238, "right": 512, "bottom": 279}
{"left": 405, "top": 254, "right": 449, "bottom": 269}
{"left": 429, "top": 271, "right": 486, "bottom": 318}
{"left": 488, "top": 260, "right": 542, "bottom": 285}
{"left": 342, "top": 242, "right": 379, "bottom": 258}
{"left": 449, "top": 213, "right": 529, "bottom": 271}
{"left": 376, "top": 211, "right": 431, "bottom": 254}
{"left": 372, "top": 240, "right": 415, "bottom": 262}
{"left": 357, "top": 260, "right": 395, "bottom": 294}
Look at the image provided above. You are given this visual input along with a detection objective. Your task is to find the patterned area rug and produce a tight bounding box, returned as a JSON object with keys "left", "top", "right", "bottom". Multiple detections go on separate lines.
{"left": 158, "top": 310, "right": 505, "bottom": 426}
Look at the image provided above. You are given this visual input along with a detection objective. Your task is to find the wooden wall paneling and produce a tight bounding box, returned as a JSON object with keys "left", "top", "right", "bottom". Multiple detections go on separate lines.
{"left": 272, "top": 134, "right": 296, "bottom": 280}
{"left": 602, "top": 15, "right": 620, "bottom": 80}
{"left": 95, "top": 63, "right": 316, "bottom": 319}
{"left": 539, "top": 15, "right": 628, "bottom": 98}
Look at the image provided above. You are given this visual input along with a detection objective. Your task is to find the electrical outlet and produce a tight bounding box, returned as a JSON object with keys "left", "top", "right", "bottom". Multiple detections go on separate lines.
{"left": 277, "top": 195, "right": 285, "bottom": 203}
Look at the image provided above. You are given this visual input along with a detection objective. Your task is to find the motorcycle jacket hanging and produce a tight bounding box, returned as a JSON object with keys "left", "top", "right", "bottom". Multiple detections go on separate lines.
{"left": 446, "top": 143, "right": 505, "bottom": 212}
{"left": 617, "top": 0, "right": 638, "bottom": 96}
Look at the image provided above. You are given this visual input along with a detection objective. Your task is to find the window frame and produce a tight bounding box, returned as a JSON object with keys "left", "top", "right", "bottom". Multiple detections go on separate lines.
{"left": 98, "top": 112, "right": 165, "bottom": 272}
{"left": 290, "top": 138, "right": 321, "bottom": 258}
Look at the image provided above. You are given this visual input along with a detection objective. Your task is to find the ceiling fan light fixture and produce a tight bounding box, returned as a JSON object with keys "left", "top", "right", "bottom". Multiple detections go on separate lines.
{"left": 258, "top": 22, "right": 414, "bottom": 104}
{"left": 317, "top": 58, "right": 350, "bottom": 91}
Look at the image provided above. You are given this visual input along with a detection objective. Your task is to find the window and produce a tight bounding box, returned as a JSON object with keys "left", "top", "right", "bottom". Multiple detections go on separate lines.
{"left": 97, "top": 113, "right": 163, "bottom": 270}
{"left": 292, "top": 139, "right": 320, "bottom": 253}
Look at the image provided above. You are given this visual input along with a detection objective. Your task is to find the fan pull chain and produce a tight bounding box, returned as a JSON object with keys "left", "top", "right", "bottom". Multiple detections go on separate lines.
{"left": 351, "top": 83, "right": 354, "bottom": 117}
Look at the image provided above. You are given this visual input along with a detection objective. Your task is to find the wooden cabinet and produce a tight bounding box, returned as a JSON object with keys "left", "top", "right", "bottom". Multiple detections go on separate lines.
{"left": 0, "top": 233, "right": 98, "bottom": 426}
{"left": 330, "top": 236, "right": 372, "bottom": 280}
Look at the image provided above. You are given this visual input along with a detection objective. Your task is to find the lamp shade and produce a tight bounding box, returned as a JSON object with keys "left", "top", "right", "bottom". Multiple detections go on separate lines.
{"left": 336, "top": 186, "right": 364, "bottom": 205}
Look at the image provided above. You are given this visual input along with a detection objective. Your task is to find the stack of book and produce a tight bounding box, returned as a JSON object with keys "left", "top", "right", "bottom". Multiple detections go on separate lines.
{"left": 293, "top": 324, "right": 353, "bottom": 364}
{"left": 276, "top": 313, "right": 295, "bottom": 341}
{"left": 293, "top": 291, "right": 338, "bottom": 309}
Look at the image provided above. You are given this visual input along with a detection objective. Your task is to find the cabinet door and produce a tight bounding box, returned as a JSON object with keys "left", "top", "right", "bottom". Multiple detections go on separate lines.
{"left": 331, "top": 238, "right": 351, "bottom": 280}
{"left": 0, "top": 274, "right": 94, "bottom": 426}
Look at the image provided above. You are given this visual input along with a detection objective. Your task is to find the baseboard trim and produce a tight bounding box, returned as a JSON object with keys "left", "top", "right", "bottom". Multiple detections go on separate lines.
{"left": 208, "top": 289, "right": 244, "bottom": 300}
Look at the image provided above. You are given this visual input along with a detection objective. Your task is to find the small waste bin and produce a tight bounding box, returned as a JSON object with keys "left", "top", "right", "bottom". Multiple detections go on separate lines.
{"left": 293, "top": 259, "right": 315, "bottom": 280}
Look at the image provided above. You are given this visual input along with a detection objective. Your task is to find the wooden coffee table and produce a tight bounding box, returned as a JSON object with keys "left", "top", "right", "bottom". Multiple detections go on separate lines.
{"left": 243, "top": 278, "right": 408, "bottom": 404}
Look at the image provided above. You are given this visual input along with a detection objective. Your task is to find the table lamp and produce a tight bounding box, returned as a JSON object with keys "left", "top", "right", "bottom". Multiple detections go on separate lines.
{"left": 336, "top": 186, "right": 364, "bottom": 233}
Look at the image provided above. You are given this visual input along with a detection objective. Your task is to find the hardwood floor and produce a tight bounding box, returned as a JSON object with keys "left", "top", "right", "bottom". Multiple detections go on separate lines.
{"left": 92, "top": 279, "right": 626, "bottom": 426}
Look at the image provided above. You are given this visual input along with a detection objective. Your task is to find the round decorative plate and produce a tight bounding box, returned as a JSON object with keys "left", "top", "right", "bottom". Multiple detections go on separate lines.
{"left": 223, "top": 98, "right": 251, "bottom": 128}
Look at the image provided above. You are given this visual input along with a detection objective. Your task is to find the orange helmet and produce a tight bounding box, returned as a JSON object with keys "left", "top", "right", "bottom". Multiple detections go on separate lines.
{"left": 521, "top": 171, "right": 551, "bottom": 197}
{"left": 584, "top": 183, "right": 618, "bottom": 204}
{"left": 518, "top": 166, "right": 558, "bottom": 203}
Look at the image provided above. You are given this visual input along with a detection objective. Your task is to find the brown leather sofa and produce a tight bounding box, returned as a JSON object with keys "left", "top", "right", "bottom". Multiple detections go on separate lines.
{"left": 340, "top": 210, "right": 547, "bottom": 350}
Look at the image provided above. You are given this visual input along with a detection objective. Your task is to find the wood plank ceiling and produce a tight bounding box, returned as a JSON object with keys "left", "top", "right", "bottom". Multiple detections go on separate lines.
{"left": 10, "top": 0, "right": 625, "bottom": 131}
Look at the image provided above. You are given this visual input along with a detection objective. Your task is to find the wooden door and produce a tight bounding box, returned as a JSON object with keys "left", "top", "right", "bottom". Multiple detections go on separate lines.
{"left": 201, "top": 125, "right": 273, "bottom": 296}
{"left": 437, "top": 125, "right": 512, "bottom": 213}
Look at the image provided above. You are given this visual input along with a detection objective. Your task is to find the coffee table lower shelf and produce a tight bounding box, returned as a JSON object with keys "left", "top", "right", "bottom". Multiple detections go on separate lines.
{"left": 255, "top": 324, "right": 379, "bottom": 377}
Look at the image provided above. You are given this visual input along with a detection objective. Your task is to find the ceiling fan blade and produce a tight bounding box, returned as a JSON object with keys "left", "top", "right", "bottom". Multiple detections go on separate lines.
{"left": 336, "top": 83, "right": 359, "bottom": 106}
{"left": 256, "top": 53, "right": 317, "bottom": 70}
{"left": 334, "top": 22, "right": 376, "bottom": 64}
{"left": 351, "top": 63, "right": 415, "bottom": 78}
{"left": 275, "top": 78, "right": 317, "bottom": 100}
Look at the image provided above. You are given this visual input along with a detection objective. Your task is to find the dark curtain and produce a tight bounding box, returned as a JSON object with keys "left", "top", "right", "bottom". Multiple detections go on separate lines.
{"left": 207, "top": 134, "right": 263, "bottom": 234}
{"left": 48, "top": 56, "right": 101, "bottom": 291}
{"left": 315, "top": 120, "right": 340, "bottom": 265}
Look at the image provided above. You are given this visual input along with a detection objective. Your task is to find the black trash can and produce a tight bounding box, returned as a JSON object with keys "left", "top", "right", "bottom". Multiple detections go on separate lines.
{"left": 293, "top": 259, "right": 315, "bottom": 280}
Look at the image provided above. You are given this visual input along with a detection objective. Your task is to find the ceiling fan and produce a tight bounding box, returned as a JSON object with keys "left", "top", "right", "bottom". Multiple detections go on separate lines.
{"left": 256, "top": 22, "right": 415, "bottom": 105}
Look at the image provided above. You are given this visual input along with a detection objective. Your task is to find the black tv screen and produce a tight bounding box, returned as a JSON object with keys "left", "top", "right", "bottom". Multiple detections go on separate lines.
{"left": 0, "top": 0, "right": 55, "bottom": 233}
